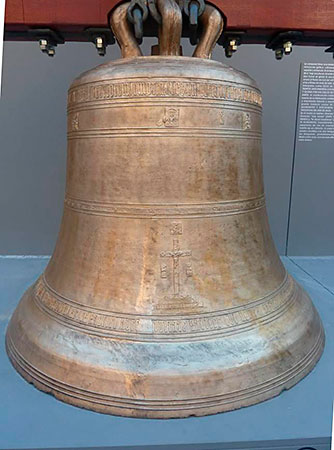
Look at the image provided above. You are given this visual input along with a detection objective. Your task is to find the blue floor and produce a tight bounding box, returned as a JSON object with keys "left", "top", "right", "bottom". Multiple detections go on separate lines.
{"left": 0, "top": 256, "right": 333, "bottom": 449}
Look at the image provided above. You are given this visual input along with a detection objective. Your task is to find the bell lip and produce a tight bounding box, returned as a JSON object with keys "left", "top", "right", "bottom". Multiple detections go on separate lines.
{"left": 6, "top": 321, "right": 325, "bottom": 419}
{"left": 69, "top": 56, "right": 260, "bottom": 93}
{"left": 5, "top": 276, "right": 325, "bottom": 419}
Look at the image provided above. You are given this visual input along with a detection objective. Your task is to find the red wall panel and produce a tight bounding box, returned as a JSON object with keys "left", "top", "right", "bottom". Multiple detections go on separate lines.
{"left": 4, "top": 0, "right": 334, "bottom": 35}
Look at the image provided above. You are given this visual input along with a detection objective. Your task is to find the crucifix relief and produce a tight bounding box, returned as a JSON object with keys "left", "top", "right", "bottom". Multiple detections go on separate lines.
{"left": 160, "top": 222, "right": 193, "bottom": 299}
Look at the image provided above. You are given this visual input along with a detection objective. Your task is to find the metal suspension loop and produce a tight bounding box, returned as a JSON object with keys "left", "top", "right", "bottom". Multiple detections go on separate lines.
{"left": 193, "top": 3, "right": 224, "bottom": 59}
{"left": 148, "top": 0, "right": 162, "bottom": 24}
{"left": 183, "top": 0, "right": 206, "bottom": 45}
{"left": 127, "top": 0, "right": 149, "bottom": 43}
{"left": 110, "top": 1, "right": 142, "bottom": 58}
{"left": 189, "top": 2, "right": 200, "bottom": 44}
{"left": 156, "top": 0, "right": 182, "bottom": 56}
{"left": 133, "top": 8, "right": 144, "bottom": 42}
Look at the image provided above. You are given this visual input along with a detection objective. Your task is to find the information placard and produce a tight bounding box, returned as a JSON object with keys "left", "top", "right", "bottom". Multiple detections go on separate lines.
{"left": 298, "top": 63, "right": 334, "bottom": 142}
{"left": 287, "top": 62, "right": 334, "bottom": 255}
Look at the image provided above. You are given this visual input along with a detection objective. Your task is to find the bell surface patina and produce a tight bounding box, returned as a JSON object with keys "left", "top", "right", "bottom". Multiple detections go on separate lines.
{"left": 6, "top": 0, "right": 324, "bottom": 419}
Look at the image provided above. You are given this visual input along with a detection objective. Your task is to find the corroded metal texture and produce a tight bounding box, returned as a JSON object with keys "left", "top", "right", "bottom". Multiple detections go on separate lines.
{"left": 6, "top": 57, "right": 324, "bottom": 418}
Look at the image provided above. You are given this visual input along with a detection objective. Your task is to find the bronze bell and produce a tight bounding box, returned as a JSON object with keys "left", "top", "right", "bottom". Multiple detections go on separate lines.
{"left": 6, "top": 0, "right": 324, "bottom": 418}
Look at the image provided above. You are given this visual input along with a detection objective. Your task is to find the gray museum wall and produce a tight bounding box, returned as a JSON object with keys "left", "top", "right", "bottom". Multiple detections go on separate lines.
{"left": 0, "top": 40, "right": 333, "bottom": 255}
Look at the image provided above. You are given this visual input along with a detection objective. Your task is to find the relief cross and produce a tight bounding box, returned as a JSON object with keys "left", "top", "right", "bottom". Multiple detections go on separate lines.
{"left": 160, "top": 237, "right": 192, "bottom": 297}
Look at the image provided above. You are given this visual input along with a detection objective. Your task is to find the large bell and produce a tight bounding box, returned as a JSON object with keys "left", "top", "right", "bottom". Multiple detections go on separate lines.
{"left": 6, "top": 1, "right": 324, "bottom": 419}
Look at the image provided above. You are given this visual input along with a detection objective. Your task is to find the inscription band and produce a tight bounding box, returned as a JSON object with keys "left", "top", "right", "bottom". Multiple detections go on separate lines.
{"left": 68, "top": 80, "right": 262, "bottom": 108}
{"left": 33, "top": 274, "right": 296, "bottom": 342}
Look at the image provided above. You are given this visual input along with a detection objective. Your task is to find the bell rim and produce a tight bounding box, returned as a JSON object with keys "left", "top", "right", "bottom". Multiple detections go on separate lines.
{"left": 6, "top": 278, "right": 325, "bottom": 419}
{"left": 6, "top": 324, "right": 325, "bottom": 419}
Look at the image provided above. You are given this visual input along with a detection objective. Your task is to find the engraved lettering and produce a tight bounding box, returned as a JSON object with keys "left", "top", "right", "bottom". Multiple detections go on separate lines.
{"left": 186, "top": 263, "right": 193, "bottom": 278}
{"left": 242, "top": 112, "right": 251, "bottom": 130}
{"left": 160, "top": 264, "right": 168, "bottom": 279}
{"left": 34, "top": 276, "right": 293, "bottom": 338}
{"left": 219, "top": 110, "right": 226, "bottom": 126}
{"left": 71, "top": 113, "right": 79, "bottom": 131}
{"left": 170, "top": 222, "right": 183, "bottom": 235}
{"left": 68, "top": 81, "right": 262, "bottom": 107}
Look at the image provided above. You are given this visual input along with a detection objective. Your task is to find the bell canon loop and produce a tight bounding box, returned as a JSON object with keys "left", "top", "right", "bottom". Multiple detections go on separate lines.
{"left": 6, "top": 0, "right": 324, "bottom": 419}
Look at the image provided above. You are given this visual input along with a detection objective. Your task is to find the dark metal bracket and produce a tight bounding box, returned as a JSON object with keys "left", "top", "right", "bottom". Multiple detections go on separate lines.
{"left": 85, "top": 28, "right": 116, "bottom": 56}
{"left": 27, "top": 28, "right": 64, "bottom": 56}
{"left": 218, "top": 31, "right": 246, "bottom": 57}
{"left": 266, "top": 30, "right": 304, "bottom": 59}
